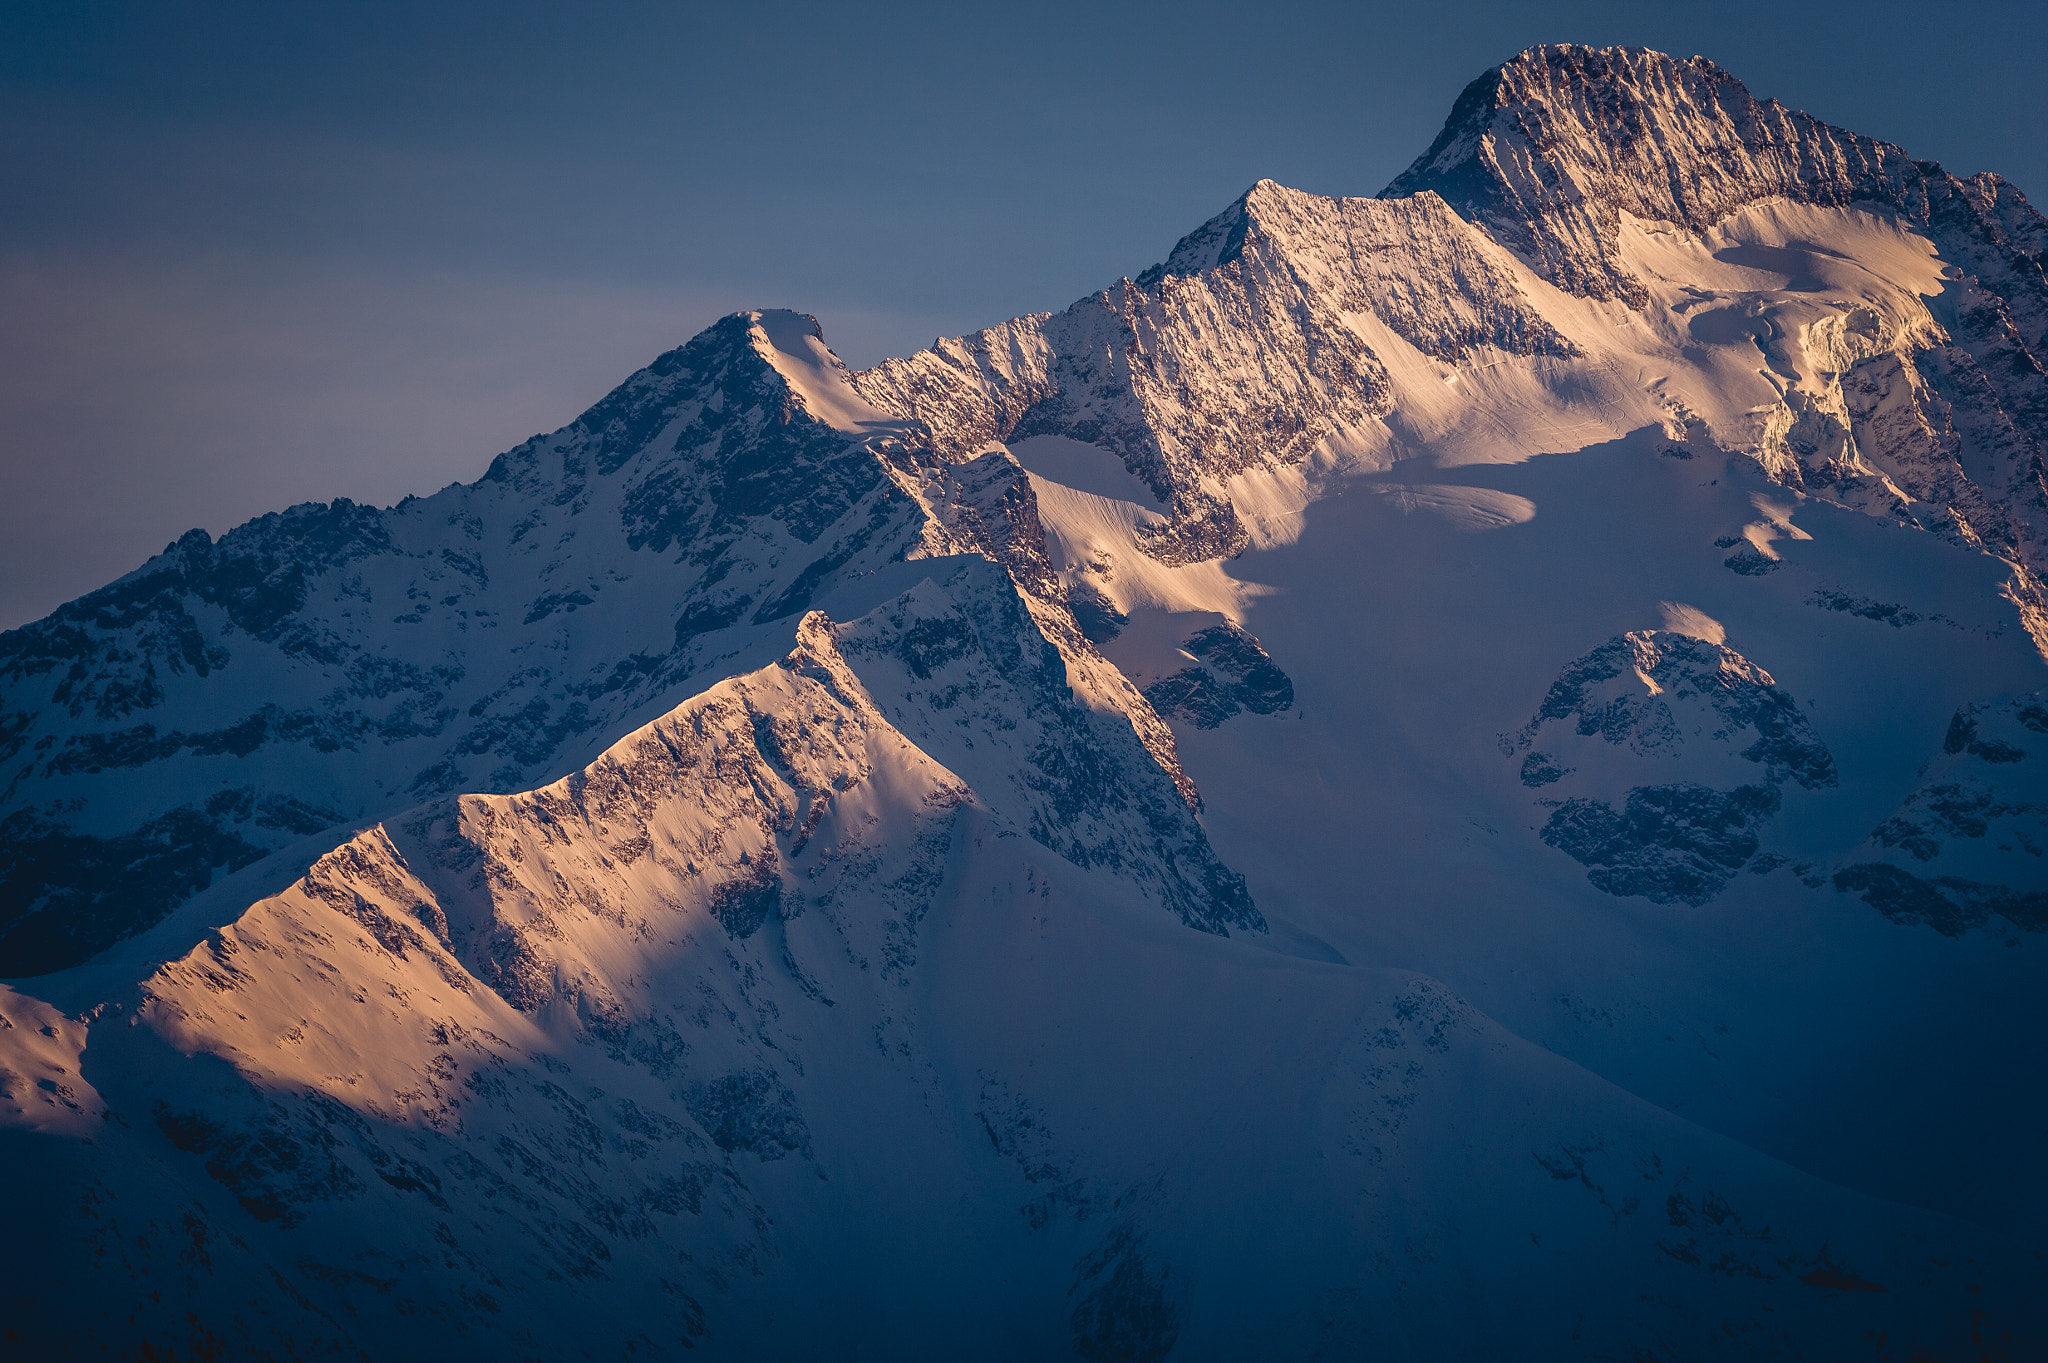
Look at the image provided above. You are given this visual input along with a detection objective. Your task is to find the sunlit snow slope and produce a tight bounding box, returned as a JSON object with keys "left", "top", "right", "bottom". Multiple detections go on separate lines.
{"left": 3, "top": 43, "right": 2046, "bottom": 1362}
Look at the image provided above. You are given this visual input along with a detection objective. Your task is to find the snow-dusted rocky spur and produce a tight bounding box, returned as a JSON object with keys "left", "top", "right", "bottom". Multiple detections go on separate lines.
{"left": 3, "top": 45, "right": 2045, "bottom": 1360}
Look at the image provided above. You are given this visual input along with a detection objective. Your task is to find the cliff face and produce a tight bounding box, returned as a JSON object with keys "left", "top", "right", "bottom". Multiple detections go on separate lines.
{"left": 0, "top": 312, "right": 1212, "bottom": 975}
{"left": 1385, "top": 44, "right": 2048, "bottom": 325}
{"left": 1383, "top": 45, "right": 2048, "bottom": 613}
{"left": 854, "top": 180, "right": 1572, "bottom": 563}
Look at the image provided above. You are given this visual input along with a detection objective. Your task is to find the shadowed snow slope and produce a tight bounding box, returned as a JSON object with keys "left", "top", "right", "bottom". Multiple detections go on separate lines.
{"left": 4, "top": 43, "right": 2048, "bottom": 1362}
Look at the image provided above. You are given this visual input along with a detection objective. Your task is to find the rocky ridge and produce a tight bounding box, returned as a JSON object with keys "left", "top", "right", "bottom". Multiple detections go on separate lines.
{"left": 853, "top": 180, "right": 1571, "bottom": 565}
{"left": 1508, "top": 629, "right": 1837, "bottom": 905}
{"left": 0, "top": 312, "right": 1213, "bottom": 974}
{"left": 1388, "top": 44, "right": 2048, "bottom": 630}
{"left": 0, "top": 561, "right": 1257, "bottom": 1357}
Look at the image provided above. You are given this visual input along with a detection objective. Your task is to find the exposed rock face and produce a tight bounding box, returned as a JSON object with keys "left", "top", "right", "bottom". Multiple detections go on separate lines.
{"left": 1837, "top": 690, "right": 2048, "bottom": 934}
{"left": 819, "top": 566, "right": 1258, "bottom": 934}
{"left": 386, "top": 561, "right": 1256, "bottom": 1037}
{"left": 1384, "top": 44, "right": 2048, "bottom": 328}
{"left": 1542, "top": 781, "right": 1784, "bottom": 907}
{"left": 1509, "top": 630, "right": 1836, "bottom": 905}
{"left": 0, "top": 565, "right": 1255, "bottom": 1353}
{"left": 1143, "top": 183, "right": 1579, "bottom": 366}
{"left": 853, "top": 181, "right": 1566, "bottom": 566}
{"left": 1512, "top": 632, "right": 1837, "bottom": 790}
{"left": 0, "top": 313, "right": 1211, "bottom": 974}
{"left": 1143, "top": 624, "right": 1293, "bottom": 730}
{"left": 1386, "top": 44, "right": 2048, "bottom": 630}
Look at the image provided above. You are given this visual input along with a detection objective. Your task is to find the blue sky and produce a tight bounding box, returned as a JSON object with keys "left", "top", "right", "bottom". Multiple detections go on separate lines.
{"left": 4, "top": 0, "right": 2044, "bottom": 627}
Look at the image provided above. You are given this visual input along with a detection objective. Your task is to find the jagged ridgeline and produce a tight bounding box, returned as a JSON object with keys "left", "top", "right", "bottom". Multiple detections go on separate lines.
{"left": 3, "top": 43, "right": 2047, "bottom": 1362}
{"left": 7, "top": 46, "right": 2048, "bottom": 973}
{"left": 0, "top": 311, "right": 1237, "bottom": 974}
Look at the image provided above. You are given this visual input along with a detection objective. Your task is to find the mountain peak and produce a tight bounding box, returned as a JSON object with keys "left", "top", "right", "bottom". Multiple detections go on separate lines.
{"left": 1380, "top": 43, "right": 2047, "bottom": 313}
{"left": 744, "top": 308, "right": 911, "bottom": 436}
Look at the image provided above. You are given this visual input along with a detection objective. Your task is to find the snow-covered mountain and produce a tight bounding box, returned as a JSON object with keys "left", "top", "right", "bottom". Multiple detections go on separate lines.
{"left": 4, "top": 45, "right": 2045, "bottom": 1359}
{"left": 0, "top": 311, "right": 1225, "bottom": 974}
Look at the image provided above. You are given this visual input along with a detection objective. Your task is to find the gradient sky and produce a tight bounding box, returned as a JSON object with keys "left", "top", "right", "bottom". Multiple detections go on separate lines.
{"left": 4, "top": 0, "right": 2045, "bottom": 629}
